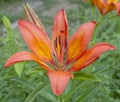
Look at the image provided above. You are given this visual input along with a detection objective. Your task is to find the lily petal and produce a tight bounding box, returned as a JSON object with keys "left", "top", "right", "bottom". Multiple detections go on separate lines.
{"left": 91, "top": 0, "right": 104, "bottom": 12}
{"left": 70, "top": 43, "right": 115, "bottom": 72}
{"left": 52, "top": 9, "right": 68, "bottom": 63}
{"left": 68, "top": 21, "right": 96, "bottom": 63}
{"left": 114, "top": 2, "right": 120, "bottom": 15}
{"left": 48, "top": 71, "right": 73, "bottom": 95}
{"left": 91, "top": 0, "right": 118, "bottom": 15}
{"left": 103, "top": 3, "right": 116, "bottom": 15}
{"left": 4, "top": 51, "right": 50, "bottom": 71}
{"left": 18, "top": 20, "right": 52, "bottom": 62}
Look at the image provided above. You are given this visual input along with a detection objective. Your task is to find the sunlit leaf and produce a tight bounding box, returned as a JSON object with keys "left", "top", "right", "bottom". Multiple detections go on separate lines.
{"left": 76, "top": 84, "right": 102, "bottom": 102}
{"left": 14, "top": 62, "right": 24, "bottom": 77}
{"left": 2, "top": 15, "right": 12, "bottom": 31}
{"left": 25, "top": 80, "right": 49, "bottom": 102}
{"left": 73, "top": 72, "right": 102, "bottom": 82}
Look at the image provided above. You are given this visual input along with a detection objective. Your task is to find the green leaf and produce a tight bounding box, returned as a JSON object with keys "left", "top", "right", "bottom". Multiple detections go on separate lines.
{"left": 64, "top": 81, "right": 87, "bottom": 101}
{"left": 14, "top": 62, "right": 24, "bottom": 77}
{"left": 76, "top": 84, "right": 102, "bottom": 102}
{"left": 26, "top": 67, "right": 45, "bottom": 76}
{"left": 2, "top": 15, "right": 12, "bottom": 31}
{"left": 39, "top": 90, "right": 57, "bottom": 102}
{"left": 11, "top": 78, "right": 36, "bottom": 90}
{"left": 2, "top": 15, "right": 13, "bottom": 44}
{"left": 25, "top": 80, "right": 49, "bottom": 102}
{"left": 73, "top": 72, "right": 102, "bottom": 82}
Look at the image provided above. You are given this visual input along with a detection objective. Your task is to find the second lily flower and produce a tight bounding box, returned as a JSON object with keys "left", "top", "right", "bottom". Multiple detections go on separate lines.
{"left": 85, "top": 0, "right": 120, "bottom": 15}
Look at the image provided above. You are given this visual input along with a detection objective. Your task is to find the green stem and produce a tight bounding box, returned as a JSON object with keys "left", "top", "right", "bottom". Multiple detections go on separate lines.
{"left": 60, "top": 94, "right": 63, "bottom": 102}
{"left": 92, "top": 14, "right": 117, "bottom": 42}
{"left": 97, "top": 15, "right": 103, "bottom": 25}
{"left": 91, "top": 5, "right": 95, "bottom": 19}
{"left": 88, "top": 0, "right": 95, "bottom": 20}
{"left": 91, "top": 15, "right": 104, "bottom": 46}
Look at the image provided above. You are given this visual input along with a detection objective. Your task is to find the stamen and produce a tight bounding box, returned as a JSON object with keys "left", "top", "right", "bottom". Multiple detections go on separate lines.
{"left": 54, "top": 38, "right": 57, "bottom": 50}
{"left": 58, "top": 35, "right": 62, "bottom": 52}
{"left": 58, "top": 35, "right": 61, "bottom": 45}
{"left": 53, "top": 30, "right": 68, "bottom": 71}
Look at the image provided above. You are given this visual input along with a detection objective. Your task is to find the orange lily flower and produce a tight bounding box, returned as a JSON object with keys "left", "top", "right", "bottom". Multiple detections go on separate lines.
{"left": 4, "top": 9, "right": 115, "bottom": 95}
{"left": 85, "top": 0, "right": 120, "bottom": 15}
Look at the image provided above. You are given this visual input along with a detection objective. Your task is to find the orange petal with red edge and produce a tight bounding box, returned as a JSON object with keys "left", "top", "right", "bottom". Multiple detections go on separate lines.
{"left": 103, "top": 3, "right": 116, "bottom": 15}
{"left": 70, "top": 43, "right": 115, "bottom": 72}
{"left": 18, "top": 20, "right": 52, "bottom": 62}
{"left": 52, "top": 9, "right": 68, "bottom": 63}
{"left": 48, "top": 71, "right": 73, "bottom": 95}
{"left": 114, "top": 2, "right": 120, "bottom": 15}
{"left": 68, "top": 21, "right": 96, "bottom": 63}
{"left": 4, "top": 51, "right": 50, "bottom": 71}
{"left": 91, "top": 0, "right": 117, "bottom": 15}
{"left": 91, "top": 0, "right": 104, "bottom": 10}
{"left": 52, "top": 9, "right": 68, "bottom": 42}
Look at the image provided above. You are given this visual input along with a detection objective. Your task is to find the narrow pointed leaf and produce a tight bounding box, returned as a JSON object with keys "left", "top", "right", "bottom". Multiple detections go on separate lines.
{"left": 14, "top": 62, "right": 24, "bottom": 77}
{"left": 76, "top": 84, "right": 102, "bottom": 102}
{"left": 2, "top": 16, "right": 12, "bottom": 31}
{"left": 73, "top": 72, "right": 101, "bottom": 82}
{"left": 25, "top": 81, "right": 49, "bottom": 102}
{"left": 11, "top": 78, "right": 36, "bottom": 90}
{"left": 39, "top": 90, "right": 58, "bottom": 102}
{"left": 64, "top": 81, "right": 87, "bottom": 101}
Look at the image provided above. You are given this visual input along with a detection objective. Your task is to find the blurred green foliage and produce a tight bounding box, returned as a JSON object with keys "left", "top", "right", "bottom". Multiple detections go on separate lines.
{"left": 41, "top": 0, "right": 56, "bottom": 9}
{"left": 0, "top": 0, "right": 18, "bottom": 2}
{"left": 0, "top": 0, "right": 120, "bottom": 102}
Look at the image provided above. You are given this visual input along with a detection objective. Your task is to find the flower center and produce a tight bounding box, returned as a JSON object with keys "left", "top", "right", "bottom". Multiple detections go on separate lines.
{"left": 53, "top": 31, "right": 68, "bottom": 71}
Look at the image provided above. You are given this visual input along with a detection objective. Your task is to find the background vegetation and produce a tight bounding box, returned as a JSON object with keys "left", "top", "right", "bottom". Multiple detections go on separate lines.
{"left": 0, "top": 0, "right": 120, "bottom": 102}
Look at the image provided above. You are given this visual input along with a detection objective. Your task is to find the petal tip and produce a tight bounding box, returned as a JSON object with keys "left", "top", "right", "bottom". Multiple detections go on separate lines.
{"left": 110, "top": 45, "right": 116, "bottom": 50}
{"left": 4, "top": 60, "right": 11, "bottom": 68}
{"left": 4, "top": 64, "right": 8, "bottom": 68}
{"left": 48, "top": 71, "right": 73, "bottom": 95}
{"left": 18, "top": 20, "right": 23, "bottom": 24}
{"left": 18, "top": 20, "right": 28, "bottom": 26}
{"left": 59, "top": 9, "right": 65, "bottom": 12}
{"left": 90, "top": 20, "right": 97, "bottom": 25}
{"left": 105, "top": 43, "right": 116, "bottom": 50}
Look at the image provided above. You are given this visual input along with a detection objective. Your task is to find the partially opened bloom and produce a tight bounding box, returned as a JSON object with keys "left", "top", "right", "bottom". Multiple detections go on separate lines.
{"left": 4, "top": 9, "right": 115, "bottom": 95}
{"left": 86, "top": 0, "right": 120, "bottom": 15}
